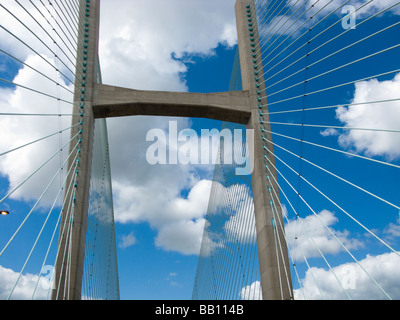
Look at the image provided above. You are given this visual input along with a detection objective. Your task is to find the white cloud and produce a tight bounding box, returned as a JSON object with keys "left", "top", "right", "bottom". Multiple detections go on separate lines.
{"left": 166, "top": 272, "right": 181, "bottom": 287}
{"left": 336, "top": 73, "right": 400, "bottom": 160}
{"left": 384, "top": 212, "right": 400, "bottom": 239}
{"left": 97, "top": 0, "right": 240, "bottom": 256}
{"left": 107, "top": 118, "right": 223, "bottom": 256}
{"left": 0, "top": 1, "right": 76, "bottom": 83}
{"left": 119, "top": 232, "right": 137, "bottom": 249}
{"left": 0, "top": 0, "right": 240, "bottom": 257}
{"left": 0, "top": 55, "right": 72, "bottom": 204}
{"left": 108, "top": 119, "right": 253, "bottom": 255}
{"left": 240, "top": 252, "right": 400, "bottom": 300}
{"left": 0, "top": 1, "right": 47, "bottom": 60}
{"left": 0, "top": 265, "right": 52, "bottom": 300}
{"left": 294, "top": 251, "right": 400, "bottom": 300}
{"left": 285, "top": 210, "right": 364, "bottom": 261}
{"left": 165, "top": 179, "right": 214, "bottom": 222}
{"left": 98, "top": 0, "right": 237, "bottom": 91}
{"left": 320, "top": 128, "right": 339, "bottom": 137}
{"left": 221, "top": 24, "right": 238, "bottom": 47}
{"left": 194, "top": 182, "right": 256, "bottom": 257}
{"left": 223, "top": 185, "right": 256, "bottom": 243}
{"left": 276, "top": 0, "right": 400, "bottom": 51}
{"left": 198, "top": 221, "right": 226, "bottom": 257}
{"left": 112, "top": 174, "right": 214, "bottom": 255}
{"left": 155, "top": 218, "right": 207, "bottom": 255}
{"left": 353, "top": 0, "right": 400, "bottom": 17}
{"left": 239, "top": 280, "right": 262, "bottom": 300}
{"left": 259, "top": 14, "right": 305, "bottom": 40}
{"left": 112, "top": 175, "right": 211, "bottom": 226}
{"left": 299, "top": 0, "right": 400, "bottom": 19}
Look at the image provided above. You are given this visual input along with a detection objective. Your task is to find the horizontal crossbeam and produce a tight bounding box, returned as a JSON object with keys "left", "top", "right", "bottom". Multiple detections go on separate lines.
{"left": 92, "top": 83, "right": 251, "bottom": 124}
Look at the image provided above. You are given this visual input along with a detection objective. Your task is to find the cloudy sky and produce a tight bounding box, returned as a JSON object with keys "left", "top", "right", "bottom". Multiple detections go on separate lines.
{"left": 0, "top": 0, "right": 400, "bottom": 300}
{"left": 98, "top": 0, "right": 239, "bottom": 299}
{"left": 0, "top": 0, "right": 239, "bottom": 300}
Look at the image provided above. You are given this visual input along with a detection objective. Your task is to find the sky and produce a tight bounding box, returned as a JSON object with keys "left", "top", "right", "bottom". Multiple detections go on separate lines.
{"left": 97, "top": 0, "right": 239, "bottom": 299}
{"left": 0, "top": 0, "right": 239, "bottom": 300}
{"left": 0, "top": 0, "right": 400, "bottom": 300}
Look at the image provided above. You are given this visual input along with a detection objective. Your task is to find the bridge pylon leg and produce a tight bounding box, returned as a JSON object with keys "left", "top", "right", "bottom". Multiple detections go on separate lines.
{"left": 235, "top": 0, "right": 294, "bottom": 300}
{"left": 51, "top": 0, "right": 100, "bottom": 300}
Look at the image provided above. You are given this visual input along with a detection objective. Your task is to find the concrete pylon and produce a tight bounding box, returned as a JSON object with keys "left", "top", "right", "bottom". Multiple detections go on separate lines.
{"left": 235, "top": 0, "right": 293, "bottom": 299}
{"left": 51, "top": 0, "right": 100, "bottom": 300}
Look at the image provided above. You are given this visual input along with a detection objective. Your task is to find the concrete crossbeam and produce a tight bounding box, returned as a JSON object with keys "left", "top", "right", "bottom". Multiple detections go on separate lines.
{"left": 93, "top": 84, "right": 251, "bottom": 124}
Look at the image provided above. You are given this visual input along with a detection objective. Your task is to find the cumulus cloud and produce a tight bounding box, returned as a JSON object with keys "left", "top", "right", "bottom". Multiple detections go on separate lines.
{"left": 320, "top": 127, "right": 339, "bottom": 137}
{"left": 285, "top": 209, "right": 364, "bottom": 261}
{"left": 298, "top": 0, "right": 400, "bottom": 19}
{"left": 97, "top": 0, "right": 241, "bottom": 255}
{"left": 0, "top": 0, "right": 240, "bottom": 257}
{"left": 112, "top": 171, "right": 214, "bottom": 255}
{"left": 165, "top": 179, "right": 215, "bottom": 222}
{"left": 0, "top": 2, "right": 51, "bottom": 61}
{"left": 0, "top": 1, "right": 77, "bottom": 207}
{"left": 112, "top": 177, "right": 215, "bottom": 255}
{"left": 0, "top": 265, "right": 52, "bottom": 300}
{"left": 240, "top": 280, "right": 262, "bottom": 300}
{"left": 240, "top": 252, "right": 400, "bottom": 300}
{"left": 336, "top": 73, "right": 400, "bottom": 160}
{"left": 155, "top": 218, "right": 207, "bottom": 255}
{"left": 198, "top": 221, "right": 226, "bottom": 257}
{"left": 223, "top": 185, "right": 256, "bottom": 243}
{"left": 118, "top": 232, "right": 137, "bottom": 249}
{"left": 0, "top": 55, "right": 72, "bottom": 204}
{"left": 384, "top": 212, "right": 400, "bottom": 240}
{"left": 195, "top": 182, "right": 256, "bottom": 257}
{"left": 352, "top": 0, "right": 400, "bottom": 17}
{"left": 98, "top": 0, "right": 237, "bottom": 91}
{"left": 263, "top": 0, "right": 400, "bottom": 48}
{"left": 107, "top": 115, "right": 250, "bottom": 255}
{"left": 294, "top": 251, "right": 400, "bottom": 300}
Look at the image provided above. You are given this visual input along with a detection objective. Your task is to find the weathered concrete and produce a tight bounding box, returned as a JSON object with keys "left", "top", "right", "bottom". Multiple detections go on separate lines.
{"left": 51, "top": 0, "right": 99, "bottom": 300}
{"left": 236, "top": 0, "right": 293, "bottom": 299}
{"left": 92, "top": 84, "right": 251, "bottom": 124}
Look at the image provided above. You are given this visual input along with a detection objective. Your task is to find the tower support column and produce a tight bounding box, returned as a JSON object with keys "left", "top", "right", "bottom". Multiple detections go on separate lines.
{"left": 52, "top": 0, "right": 100, "bottom": 300}
{"left": 235, "top": 0, "right": 293, "bottom": 300}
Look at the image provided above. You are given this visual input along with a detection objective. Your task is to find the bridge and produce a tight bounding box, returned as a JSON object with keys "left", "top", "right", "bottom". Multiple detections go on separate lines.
{"left": 0, "top": 0, "right": 399, "bottom": 300}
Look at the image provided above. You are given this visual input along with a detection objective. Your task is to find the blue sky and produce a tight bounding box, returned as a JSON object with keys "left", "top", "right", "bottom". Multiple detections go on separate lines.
{"left": 114, "top": 45, "right": 238, "bottom": 300}
{"left": 0, "top": 0, "right": 400, "bottom": 300}
{"left": 261, "top": 1, "right": 400, "bottom": 299}
{"left": 94, "top": 0, "right": 400, "bottom": 299}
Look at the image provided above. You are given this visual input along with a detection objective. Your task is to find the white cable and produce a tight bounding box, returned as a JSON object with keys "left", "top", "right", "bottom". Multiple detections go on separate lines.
{"left": 263, "top": 151, "right": 352, "bottom": 299}
{"left": 262, "top": 127, "right": 400, "bottom": 170}
{"left": 263, "top": 142, "right": 394, "bottom": 299}
{"left": 0, "top": 140, "right": 80, "bottom": 258}
{"left": 7, "top": 148, "right": 80, "bottom": 299}
{"left": 0, "top": 131, "right": 80, "bottom": 205}
{"left": 32, "top": 157, "right": 80, "bottom": 299}
{"left": 262, "top": 132, "right": 400, "bottom": 257}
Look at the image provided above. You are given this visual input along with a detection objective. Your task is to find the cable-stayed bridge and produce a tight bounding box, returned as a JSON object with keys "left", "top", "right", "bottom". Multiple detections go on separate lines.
{"left": 0, "top": 0, "right": 399, "bottom": 300}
